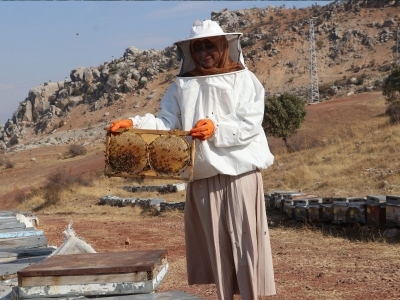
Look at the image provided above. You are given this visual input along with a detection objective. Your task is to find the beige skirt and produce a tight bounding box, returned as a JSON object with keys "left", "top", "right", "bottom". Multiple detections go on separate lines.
{"left": 184, "top": 170, "right": 276, "bottom": 300}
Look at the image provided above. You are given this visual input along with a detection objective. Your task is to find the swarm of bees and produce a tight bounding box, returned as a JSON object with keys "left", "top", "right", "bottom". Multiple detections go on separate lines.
{"left": 107, "top": 133, "right": 148, "bottom": 174}
{"left": 148, "top": 135, "right": 190, "bottom": 175}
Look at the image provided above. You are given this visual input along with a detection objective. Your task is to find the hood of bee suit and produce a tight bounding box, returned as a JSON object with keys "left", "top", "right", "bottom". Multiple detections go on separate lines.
{"left": 174, "top": 20, "right": 245, "bottom": 76}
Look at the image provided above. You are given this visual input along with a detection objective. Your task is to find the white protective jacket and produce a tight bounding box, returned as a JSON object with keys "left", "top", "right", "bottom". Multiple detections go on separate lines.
{"left": 130, "top": 68, "right": 274, "bottom": 180}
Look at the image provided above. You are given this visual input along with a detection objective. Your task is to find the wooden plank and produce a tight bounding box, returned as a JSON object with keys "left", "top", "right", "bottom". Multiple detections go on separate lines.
{"left": 189, "top": 138, "right": 195, "bottom": 181}
{"left": 0, "top": 235, "right": 47, "bottom": 250}
{"left": 0, "top": 255, "right": 49, "bottom": 278}
{"left": 19, "top": 256, "right": 166, "bottom": 286}
{"left": 0, "top": 221, "right": 26, "bottom": 230}
{"left": 0, "top": 246, "right": 55, "bottom": 259}
{"left": 18, "top": 270, "right": 148, "bottom": 287}
{"left": 19, "top": 257, "right": 167, "bottom": 287}
{"left": 14, "top": 290, "right": 204, "bottom": 300}
{"left": 18, "top": 249, "right": 167, "bottom": 277}
{"left": 17, "top": 263, "right": 169, "bottom": 299}
{"left": 0, "top": 211, "right": 17, "bottom": 217}
{"left": 0, "top": 217, "right": 18, "bottom": 223}
{"left": 128, "top": 291, "right": 204, "bottom": 300}
{"left": 104, "top": 127, "right": 191, "bottom": 136}
{"left": 106, "top": 172, "right": 193, "bottom": 182}
{"left": 0, "top": 227, "right": 35, "bottom": 233}
{"left": 83, "top": 291, "right": 204, "bottom": 300}
{"left": 0, "top": 228, "right": 43, "bottom": 239}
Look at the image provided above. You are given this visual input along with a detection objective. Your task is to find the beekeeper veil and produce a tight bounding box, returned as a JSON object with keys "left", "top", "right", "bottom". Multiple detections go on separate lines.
{"left": 174, "top": 20, "right": 246, "bottom": 76}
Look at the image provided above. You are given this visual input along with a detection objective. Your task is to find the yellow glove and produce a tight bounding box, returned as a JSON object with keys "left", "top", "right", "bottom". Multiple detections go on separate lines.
{"left": 190, "top": 119, "right": 215, "bottom": 141}
{"left": 110, "top": 119, "right": 133, "bottom": 132}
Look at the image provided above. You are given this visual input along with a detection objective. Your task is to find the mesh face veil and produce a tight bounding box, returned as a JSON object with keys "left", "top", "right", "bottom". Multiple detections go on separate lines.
{"left": 174, "top": 20, "right": 246, "bottom": 76}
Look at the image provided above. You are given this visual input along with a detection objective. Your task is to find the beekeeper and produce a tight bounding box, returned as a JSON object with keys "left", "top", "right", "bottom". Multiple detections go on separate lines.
{"left": 110, "top": 20, "right": 276, "bottom": 300}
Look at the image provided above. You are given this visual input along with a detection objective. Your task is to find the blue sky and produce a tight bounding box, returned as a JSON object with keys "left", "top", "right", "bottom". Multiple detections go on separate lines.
{"left": 0, "top": 1, "right": 332, "bottom": 125}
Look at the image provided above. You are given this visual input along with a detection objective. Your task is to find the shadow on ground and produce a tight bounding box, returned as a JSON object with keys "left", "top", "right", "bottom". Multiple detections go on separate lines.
{"left": 266, "top": 209, "right": 400, "bottom": 244}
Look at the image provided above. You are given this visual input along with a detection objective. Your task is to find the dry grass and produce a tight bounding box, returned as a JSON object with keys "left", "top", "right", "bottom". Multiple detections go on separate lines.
{"left": 15, "top": 93, "right": 400, "bottom": 215}
{"left": 263, "top": 95, "right": 400, "bottom": 198}
{"left": 17, "top": 172, "right": 186, "bottom": 215}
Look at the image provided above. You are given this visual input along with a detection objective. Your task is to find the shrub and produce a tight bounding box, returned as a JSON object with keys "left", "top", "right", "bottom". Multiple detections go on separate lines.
{"left": 355, "top": 73, "right": 367, "bottom": 86}
{"left": 382, "top": 65, "right": 400, "bottom": 105}
{"left": 167, "top": 57, "right": 177, "bottom": 69}
{"left": 16, "top": 188, "right": 41, "bottom": 204}
{"left": 38, "top": 171, "right": 94, "bottom": 209}
{"left": 386, "top": 103, "right": 400, "bottom": 124}
{"left": 263, "top": 42, "right": 273, "bottom": 51}
{"left": 334, "top": 78, "right": 346, "bottom": 87}
{"left": 382, "top": 65, "right": 400, "bottom": 123}
{"left": 139, "top": 77, "right": 148, "bottom": 87}
{"left": 263, "top": 93, "right": 307, "bottom": 151}
{"left": 241, "top": 37, "right": 257, "bottom": 48}
{"left": 374, "top": 79, "right": 383, "bottom": 91}
{"left": 5, "top": 160, "right": 15, "bottom": 169}
{"left": 316, "top": 40, "right": 324, "bottom": 49}
{"left": 68, "top": 99, "right": 77, "bottom": 108}
{"left": 319, "top": 82, "right": 331, "bottom": 96}
{"left": 0, "top": 155, "right": 5, "bottom": 166}
{"left": 69, "top": 144, "right": 87, "bottom": 157}
{"left": 165, "top": 73, "right": 174, "bottom": 82}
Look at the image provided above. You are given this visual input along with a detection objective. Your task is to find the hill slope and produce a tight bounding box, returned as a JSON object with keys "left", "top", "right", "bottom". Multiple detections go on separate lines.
{"left": 1, "top": 1, "right": 399, "bottom": 150}
{"left": 1, "top": 1, "right": 400, "bottom": 207}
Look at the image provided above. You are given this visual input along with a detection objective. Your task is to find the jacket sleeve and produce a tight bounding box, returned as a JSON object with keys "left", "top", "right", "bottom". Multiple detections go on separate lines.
{"left": 212, "top": 72, "right": 266, "bottom": 147}
{"left": 130, "top": 83, "right": 182, "bottom": 130}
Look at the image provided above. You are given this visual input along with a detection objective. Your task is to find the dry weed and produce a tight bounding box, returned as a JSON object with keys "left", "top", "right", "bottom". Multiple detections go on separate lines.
{"left": 264, "top": 110, "right": 400, "bottom": 198}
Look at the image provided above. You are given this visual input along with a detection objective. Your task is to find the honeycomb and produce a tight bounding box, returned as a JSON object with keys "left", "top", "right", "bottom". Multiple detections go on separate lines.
{"left": 148, "top": 135, "right": 190, "bottom": 176}
{"left": 107, "top": 131, "right": 148, "bottom": 174}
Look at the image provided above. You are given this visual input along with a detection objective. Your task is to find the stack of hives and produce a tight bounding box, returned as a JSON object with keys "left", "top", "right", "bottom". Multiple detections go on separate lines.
{"left": 0, "top": 211, "right": 56, "bottom": 299}
{"left": 265, "top": 192, "right": 400, "bottom": 227}
{"left": 0, "top": 211, "right": 55, "bottom": 280}
{"left": 123, "top": 183, "right": 187, "bottom": 193}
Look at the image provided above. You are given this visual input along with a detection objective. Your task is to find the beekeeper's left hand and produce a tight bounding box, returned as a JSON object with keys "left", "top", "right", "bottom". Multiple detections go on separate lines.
{"left": 190, "top": 119, "right": 215, "bottom": 141}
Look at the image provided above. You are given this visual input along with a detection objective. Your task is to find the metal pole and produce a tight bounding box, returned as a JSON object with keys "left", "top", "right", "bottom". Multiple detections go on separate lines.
{"left": 309, "top": 18, "right": 320, "bottom": 103}
{"left": 397, "top": 26, "right": 399, "bottom": 66}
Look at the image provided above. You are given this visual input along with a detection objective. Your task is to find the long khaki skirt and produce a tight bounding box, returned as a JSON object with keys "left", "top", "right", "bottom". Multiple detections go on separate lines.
{"left": 184, "top": 170, "right": 276, "bottom": 300}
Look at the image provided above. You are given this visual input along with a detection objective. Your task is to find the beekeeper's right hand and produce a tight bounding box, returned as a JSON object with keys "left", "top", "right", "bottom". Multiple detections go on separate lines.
{"left": 110, "top": 119, "right": 133, "bottom": 132}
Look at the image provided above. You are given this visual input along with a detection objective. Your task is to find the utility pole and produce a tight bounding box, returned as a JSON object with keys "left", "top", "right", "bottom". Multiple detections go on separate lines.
{"left": 397, "top": 26, "right": 399, "bottom": 66}
{"left": 309, "top": 18, "right": 320, "bottom": 103}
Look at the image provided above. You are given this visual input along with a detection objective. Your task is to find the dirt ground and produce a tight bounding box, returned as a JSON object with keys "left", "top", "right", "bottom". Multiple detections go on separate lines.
{"left": 2, "top": 91, "right": 400, "bottom": 299}
{"left": 36, "top": 206, "right": 400, "bottom": 300}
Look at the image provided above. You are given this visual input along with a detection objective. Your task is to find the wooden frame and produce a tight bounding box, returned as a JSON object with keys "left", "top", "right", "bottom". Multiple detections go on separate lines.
{"left": 104, "top": 128, "right": 195, "bottom": 182}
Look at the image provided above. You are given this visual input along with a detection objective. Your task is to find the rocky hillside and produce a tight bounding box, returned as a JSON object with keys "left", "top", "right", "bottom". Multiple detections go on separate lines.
{"left": 0, "top": 0, "right": 399, "bottom": 151}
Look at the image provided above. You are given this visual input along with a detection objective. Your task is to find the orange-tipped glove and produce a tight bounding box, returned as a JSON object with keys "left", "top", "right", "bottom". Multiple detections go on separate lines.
{"left": 110, "top": 119, "right": 133, "bottom": 132}
{"left": 190, "top": 119, "right": 215, "bottom": 141}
